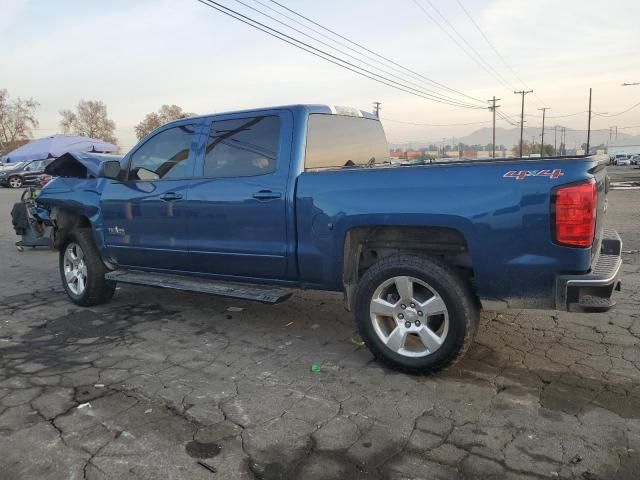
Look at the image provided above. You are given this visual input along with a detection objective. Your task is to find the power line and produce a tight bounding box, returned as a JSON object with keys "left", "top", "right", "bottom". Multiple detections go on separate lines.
{"left": 454, "top": 0, "right": 546, "bottom": 107}
{"left": 454, "top": 0, "right": 526, "bottom": 88}
{"left": 547, "top": 111, "right": 587, "bottom": 119}
{"left": 592, "top": 100, "right": 640, "bottom": 117}
{"left": 524, "top": 110, "right": 588, "bottom": 119}
{"left": 586, "top": 88, "right": 592, "bottom": 154}
{"left": 229, "top": 0, "right": 484, "bottom": 108}
{"left": 381, "top": 117, "right": 492, "bottom": 127}
{"left": 372, "top": 101, "right": 382, "bottom": 118}
{"left": 488, "top": 96, "right": 501, "bottom": 158}
{"left": 196, "top": 0, "right": 485, "bottom": 109}
{"left": 496, "top": 109, "right": 519, "bottom": 125}
{"left": 514, "top": 89, "right": 534, "bottom": 156}
{"left": 412, "top": 0, "right": 514, "bottom": 91}
{"left": 495, "top": 109, "right": 518, "bottom": 126}
{"left": 261, "top": 0, "right": 485, "bottom": 105}
{"left": 538, "top": 107, "right": 550, "bottom": 156}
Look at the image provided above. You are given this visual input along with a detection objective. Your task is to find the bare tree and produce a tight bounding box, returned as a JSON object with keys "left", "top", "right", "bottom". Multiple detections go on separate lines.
{"left": 0, "top": 89, "right": 39, "bottom": 154}
{"left": 134, "top": 104, "right": 195, "bottom": 140}
{"left": 512, "top": 141, "right": 534, "bottom": 157}
{"left": 59, "top": 99, "right": 117, "bottom": 144}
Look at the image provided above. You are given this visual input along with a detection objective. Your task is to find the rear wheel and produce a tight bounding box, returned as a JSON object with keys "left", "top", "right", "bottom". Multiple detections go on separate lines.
{"left": 8, "top": 176, "right": 23, "bottom": 188}
{"left": 60, "top": 229, "right": 115, "bottom": 306}
{"left": 354, "top": 254, "right": 479, "bottom": 374}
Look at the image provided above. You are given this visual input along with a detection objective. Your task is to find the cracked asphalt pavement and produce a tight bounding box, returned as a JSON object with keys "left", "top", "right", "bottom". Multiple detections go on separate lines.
{"left": 1, "top": 167, "right": 639, "bottom": 480}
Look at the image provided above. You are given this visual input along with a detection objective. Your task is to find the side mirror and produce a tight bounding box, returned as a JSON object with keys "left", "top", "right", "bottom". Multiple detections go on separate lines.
{"left": 99, "top": 160, "right": 121, "bottom": 180}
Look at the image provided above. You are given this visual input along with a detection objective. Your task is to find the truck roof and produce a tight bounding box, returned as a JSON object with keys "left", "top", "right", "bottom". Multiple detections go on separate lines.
{"left": 170, "top": 104, "right": 378, "bottom": 124}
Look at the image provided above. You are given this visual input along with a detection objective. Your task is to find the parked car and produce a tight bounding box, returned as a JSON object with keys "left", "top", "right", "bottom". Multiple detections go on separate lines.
{"left": 612, "top": 154, "right": 629, "bottom": 165}
{"left": 35, "top": 104, "right": 622, "bottom": 374}
{"left": 630, "top": 155, "right": 640, "bottom": 165}
{"left": 0, "top": 159, "right": 54, "bottom": 188}
{"left": 617, "top": 158, "right": 632, "bottom": 166}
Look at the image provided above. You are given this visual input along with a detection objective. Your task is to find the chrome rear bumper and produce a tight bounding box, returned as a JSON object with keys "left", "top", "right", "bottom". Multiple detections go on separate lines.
{"left": 555, "top": 229, "right": 623, "bottom": 312}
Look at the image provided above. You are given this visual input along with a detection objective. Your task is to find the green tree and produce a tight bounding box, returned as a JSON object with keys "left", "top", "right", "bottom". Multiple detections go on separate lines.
{"left": 541, "top": 144, "right": 554, "bottom": 156}
{"left": 512, "top": 141, "right": 533, "bottom": 157}
{"left": 514, "top": 142, "right": 557, "bottom": 157}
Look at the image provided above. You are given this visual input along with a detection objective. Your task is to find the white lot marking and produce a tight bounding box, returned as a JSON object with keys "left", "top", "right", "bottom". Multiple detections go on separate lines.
{"left": 610, "top": 182, "right": 640, "bottom": 190}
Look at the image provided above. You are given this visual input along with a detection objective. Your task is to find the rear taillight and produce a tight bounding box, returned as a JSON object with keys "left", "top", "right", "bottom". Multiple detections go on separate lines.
{"left": 553, "top": 179, "right": 597, "bottom": 247}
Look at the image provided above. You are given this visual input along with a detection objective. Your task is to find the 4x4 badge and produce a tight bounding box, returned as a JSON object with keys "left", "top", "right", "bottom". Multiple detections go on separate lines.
{"left": 107, "top": 226, "right": 126, "bottom": 236}
{"left": 503, "top": 169, "right": 564, "bottom": 180}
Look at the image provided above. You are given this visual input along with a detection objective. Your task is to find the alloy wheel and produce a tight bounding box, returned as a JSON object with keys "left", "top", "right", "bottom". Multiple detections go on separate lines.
{"left": 63, "top": 242, "right": 88, "bottom": 296}
{"left": 369, "top": 275, "right": 449, "bottom": 358}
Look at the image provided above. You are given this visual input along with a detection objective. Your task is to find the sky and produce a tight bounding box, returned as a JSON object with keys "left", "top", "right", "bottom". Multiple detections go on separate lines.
{"left": 1, "top": 0, "right": 639, "bottom": 151}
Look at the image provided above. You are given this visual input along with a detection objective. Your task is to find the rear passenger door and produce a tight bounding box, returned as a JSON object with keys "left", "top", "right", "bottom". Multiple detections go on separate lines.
{"left": 186, "top": 111, "right": 293, "bottom": 279}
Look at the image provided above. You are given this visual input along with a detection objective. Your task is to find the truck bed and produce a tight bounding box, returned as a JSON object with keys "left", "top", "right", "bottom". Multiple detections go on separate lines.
{"left": 296, "top": 155, "right": 608, "bottom": 309}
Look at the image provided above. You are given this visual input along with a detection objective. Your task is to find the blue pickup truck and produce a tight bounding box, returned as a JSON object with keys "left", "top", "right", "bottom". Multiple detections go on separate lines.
{"left": 35, "top": 104, "right": 622, "bottom": 373}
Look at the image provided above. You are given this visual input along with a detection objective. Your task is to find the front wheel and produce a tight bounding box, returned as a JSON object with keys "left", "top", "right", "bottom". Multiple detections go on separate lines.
{"left": 8, "top": 176, "right": 23, "bottom": 188}
{"left": 354, "top": 254, "right": 479, "bottom": 374}
{"left": 60, "top": 229, "right": 116, "bottom": 306}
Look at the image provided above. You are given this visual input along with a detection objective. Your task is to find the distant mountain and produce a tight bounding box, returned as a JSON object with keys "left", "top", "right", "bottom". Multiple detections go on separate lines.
{"left": 390, "top": 126, "right": 640, "bottom": 151}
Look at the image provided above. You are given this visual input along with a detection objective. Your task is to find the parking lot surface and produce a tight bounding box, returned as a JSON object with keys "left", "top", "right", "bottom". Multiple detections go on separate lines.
{"left": 1, "top": 167, "right": 639, "bottom": 479}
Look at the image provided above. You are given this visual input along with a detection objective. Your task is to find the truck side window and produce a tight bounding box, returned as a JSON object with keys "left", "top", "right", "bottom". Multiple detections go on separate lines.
{"left": 203, "top": 116, "right": 280, "bottom": 178}
{"left": 305, "top": 114, "right": 389, "bottom": 170}
{"left": 128, "top": 125, "right": 195, "bottom": 181}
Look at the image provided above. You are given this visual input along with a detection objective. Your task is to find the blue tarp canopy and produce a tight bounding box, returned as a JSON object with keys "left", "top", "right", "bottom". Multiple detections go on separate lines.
{"left": 1, "top": 134, "right": 117, "bottom": 163}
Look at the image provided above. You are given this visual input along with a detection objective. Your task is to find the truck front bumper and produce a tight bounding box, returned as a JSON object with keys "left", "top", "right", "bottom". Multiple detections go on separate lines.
{"left": 555, "top": 229, "right": 623, "bottom": 312}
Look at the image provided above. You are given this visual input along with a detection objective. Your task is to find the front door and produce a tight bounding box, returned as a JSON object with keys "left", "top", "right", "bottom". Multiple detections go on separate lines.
{"left": 186, "top": 112, "right": 292, "bottom": 279}
{"left": 101, "top": 122, "right": 200, "bottom": 271}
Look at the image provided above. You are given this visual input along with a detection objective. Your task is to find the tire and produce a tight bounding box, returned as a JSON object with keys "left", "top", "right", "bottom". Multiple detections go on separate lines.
{"left": 59, "top": 229, "right": 116, "bottom": 306}
{"left": 8, "top": 176, "right": 23, "bottom": 188}
{"left": 354, "top": 253, "right": 479, "bottom": 374}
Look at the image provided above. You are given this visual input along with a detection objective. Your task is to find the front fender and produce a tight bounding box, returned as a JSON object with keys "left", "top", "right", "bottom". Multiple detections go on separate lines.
{"left": 36, "top": 177, "right": 109, "bottom": 250}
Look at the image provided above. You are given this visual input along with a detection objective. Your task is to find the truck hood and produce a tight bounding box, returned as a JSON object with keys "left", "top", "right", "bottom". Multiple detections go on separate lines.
{"left": 44, "top": 151, "right": 123, "bottom": 178}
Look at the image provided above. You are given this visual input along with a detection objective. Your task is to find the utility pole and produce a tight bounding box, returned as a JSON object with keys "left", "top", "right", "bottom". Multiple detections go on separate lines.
{"left": 372, "top": 101, "right": 381, "bottom": 118}
{"left": 488, "top": 96, "right": 500, "bottom": 158}
{"left": 538, "top": 107, "right": 550, "bottom": 157}
{"left": 562, "top": 127, "right": 566, "bottom": 155}
{"left": 554, "top": 126, "right": 558, "bottom": 156}
{"left": 514, "top": 90, "right": 533, "bottom": 157}
{"left": 586, "top": 88, "right": 592, "bottom": 155}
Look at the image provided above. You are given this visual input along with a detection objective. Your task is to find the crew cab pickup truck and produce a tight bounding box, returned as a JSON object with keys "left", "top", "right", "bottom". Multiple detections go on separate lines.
{"left": 35, "top": 104, "right": 622, "bottom": 373}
